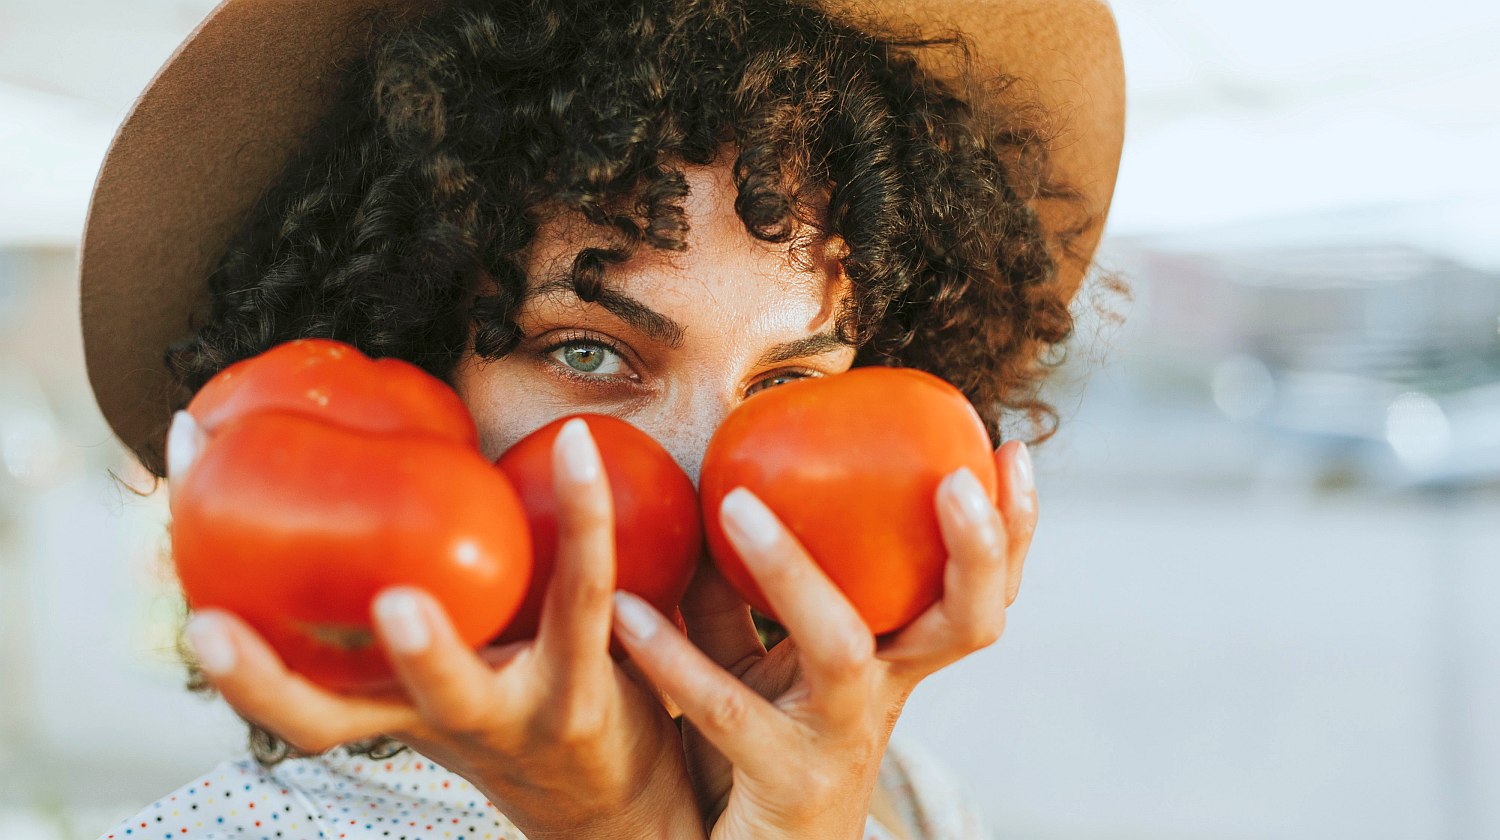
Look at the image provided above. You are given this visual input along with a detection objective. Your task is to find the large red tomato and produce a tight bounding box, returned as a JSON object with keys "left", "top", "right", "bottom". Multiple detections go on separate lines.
{"left": 172, "top": 340, "right": 531, "bottom": 693}
{"left": 699, "top": 367, "right": 998, "bottom": 635}
{"left": 492, "top": 414, "right": 701, "bottom": 645}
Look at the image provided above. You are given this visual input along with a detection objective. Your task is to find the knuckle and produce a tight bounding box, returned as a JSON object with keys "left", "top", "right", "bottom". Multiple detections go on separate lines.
{"left": 426, "top": 693, "right": 492, "bottom": 735}
{"left": 798, "top": 767, "right": 838, "bottom": 804}
{"left": 964, "top": 551, "right": 1006, "bottom": 585}
{"left": 561, "top": 493, "right": 613, "bottom": 533}
{"left": 1007, "top": 507, "right": 1038, "bottom": 543}
{"left": 757, "top": 558, "right": 805, "bottom": 596}
{"left": 791, "top": 755, "right": 867, "bottom": 811}
{"left": 555, "top": 567, "right": 612, "bottom": 615}
{"left": 820, "top": 635, "right": 874, "bottom": 682}
{"left": 704, "top": 688, "right": 750, "bottom": 733}
{"left": 279, "top": 723, "right": 338, "bottom": 755}
{"left": 551, "top": 701, "right": 608, "bottom": 746}
{"left": 962, "top": 614, "right": 1006, "bottom": 650}
{"left": 568, "top": 573, "right": 613, "bottom": 610}
{"left": 971, "top": 525, "right": 1007, "bottom": 567}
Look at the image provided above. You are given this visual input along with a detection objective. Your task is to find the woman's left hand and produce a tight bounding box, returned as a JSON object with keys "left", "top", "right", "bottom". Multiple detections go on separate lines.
{"left": 612, "top": 440, "right": 1037, "bottom": 838}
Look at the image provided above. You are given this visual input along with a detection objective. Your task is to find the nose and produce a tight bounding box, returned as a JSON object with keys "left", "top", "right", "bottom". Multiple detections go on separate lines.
{"left": 630, "top": 387, "right": 738, "bottom": 486}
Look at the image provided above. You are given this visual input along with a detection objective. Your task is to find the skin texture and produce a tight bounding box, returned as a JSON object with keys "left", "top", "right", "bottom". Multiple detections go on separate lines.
{"left": 174, "top": 0, "right": 1123, "bottom": 832}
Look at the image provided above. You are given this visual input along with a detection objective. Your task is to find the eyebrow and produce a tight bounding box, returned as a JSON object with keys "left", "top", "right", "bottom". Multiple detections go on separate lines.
{"left": 531, "top": 275, "right": 686, "bottom": 348}
{"left": 755, "top": 331, "right": 850, "bottom": 367}
{"left": 528, "top": 274, "right": 852, "bottom": 364}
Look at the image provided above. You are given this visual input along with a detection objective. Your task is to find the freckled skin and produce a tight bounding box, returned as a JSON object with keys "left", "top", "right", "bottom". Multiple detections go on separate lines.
{"left": 452, "top": 161, "right": 855, "bottom": 481}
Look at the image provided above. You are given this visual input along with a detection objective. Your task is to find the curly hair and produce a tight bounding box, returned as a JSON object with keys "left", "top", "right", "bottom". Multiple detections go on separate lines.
{"left": 163, "top": 0, "right": 1091, "bottom": 764}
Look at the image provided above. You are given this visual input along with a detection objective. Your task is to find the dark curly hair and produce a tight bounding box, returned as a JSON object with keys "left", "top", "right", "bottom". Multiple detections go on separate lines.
{"left": 165, "top": 0, "right": 1093, "bottom": 764}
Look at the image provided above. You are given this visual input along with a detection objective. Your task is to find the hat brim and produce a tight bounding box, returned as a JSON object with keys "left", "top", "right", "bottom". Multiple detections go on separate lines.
{"left": 80, "top": 0, "right": 435, "bottom": 476}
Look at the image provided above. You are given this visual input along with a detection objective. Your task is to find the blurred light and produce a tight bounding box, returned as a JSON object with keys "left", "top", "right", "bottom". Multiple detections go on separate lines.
{"left": 2, "top": 410, "right": 63, "bottom": 485}
{"left": 0, "top": 365, "right": 65, "bottom": 487}
{"left": 1384, "top": 391, "right": 1452, "bottom": 468}
{"left": 1212, "top": 354, "right": 1275, "bottom": 420}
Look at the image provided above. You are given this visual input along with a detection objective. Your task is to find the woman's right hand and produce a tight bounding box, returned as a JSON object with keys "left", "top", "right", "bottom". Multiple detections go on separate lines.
{"left": 613, "top": 440, "right": 1037, "bottom": 839}
{"left": 173, "top": 418, "right": 704, "bottom": 840}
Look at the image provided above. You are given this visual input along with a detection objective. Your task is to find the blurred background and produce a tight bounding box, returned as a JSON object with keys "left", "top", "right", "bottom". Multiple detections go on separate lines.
{"left": 1, "top": 0, "right": 1497, "bottom": 838}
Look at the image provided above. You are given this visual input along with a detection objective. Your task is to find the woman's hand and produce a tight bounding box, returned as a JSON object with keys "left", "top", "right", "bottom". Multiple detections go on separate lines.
{"left": 177, "top": 419, "right": 703, "bottom": 840}
{"left": 613, "top": 440, "right": 1037, "bottom": 838}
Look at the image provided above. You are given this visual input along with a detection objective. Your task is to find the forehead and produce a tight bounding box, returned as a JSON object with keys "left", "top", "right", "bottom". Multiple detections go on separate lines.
{"left": 523, "top": 162, "right": 845, "bottom": 325}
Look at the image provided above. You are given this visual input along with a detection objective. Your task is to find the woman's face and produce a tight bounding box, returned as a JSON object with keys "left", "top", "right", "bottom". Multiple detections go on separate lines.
{"left": 453, "top": 161, "right": 855, "bottom": 481}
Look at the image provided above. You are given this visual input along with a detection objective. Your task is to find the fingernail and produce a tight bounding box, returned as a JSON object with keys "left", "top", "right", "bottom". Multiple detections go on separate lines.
{"left": 185, "top": 612, "right": 236, "bottom": 676}
{"left": 612, "top": 591, "right": 658, "bottom": 641}
{"left": 1012, "top": 443, "right": 1035, "bottom": 514}
{"left": 720, "top": 488, "right": 780, "bottom": 553}
{"left": 944, "top": 467, "right": 993, "bottom": 525}
{"left": 167, "top": 410, "right": 206, "bottom": 479}
{"left": 555, "top": 418, "right": 602, "bottom": 484}
{"left": 374, "top": 588, "right": 431, "bottom": 654}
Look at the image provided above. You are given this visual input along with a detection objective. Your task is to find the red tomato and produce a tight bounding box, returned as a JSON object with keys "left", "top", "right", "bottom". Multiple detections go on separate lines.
{"left": 699, "top": 367, "right": 998, "bottom": 635}
{"left": 172, "top": 340, "right": 531, "bottom": 692}
{"left": 188, "top": 338, "right": 477, "bottom": 447}
{"left": 492, "top": 414, "right": 701, "bottom": 645}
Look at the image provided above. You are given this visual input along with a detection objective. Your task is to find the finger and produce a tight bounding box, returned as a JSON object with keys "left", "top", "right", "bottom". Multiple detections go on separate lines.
{"left": 680, "top": 561, "right": 764, "bottom": 675}
{"left": 477, "top": 639, "right": 531, "bottom": 670}
{"left": 166, "top": 410, "right": 208, "bottom": 480}
{"left": 185, "top": 609, "right": 420, "bottom": 754}
{"left": 616, "top": 655, "right": 677, "bottom": 714}
{"left": 878, "top": 463, "right": 1010, "bottom": 674}
{"left": 682, "top": 565, "right": 800, "bottom": 703}
{"left": 372, "top": 587, "right": 521, "bottom": 733}
{"left": 535, "top": 418, "right": 616, "bottom": 676}
{"left": 610, "top": 591, "right": 787, "bottom": 777}
{"left": 719, "top": 488, "right": 875, "bottom": 715}
{"left": 996, "top": 440, "right": 1038, "bottom": 607}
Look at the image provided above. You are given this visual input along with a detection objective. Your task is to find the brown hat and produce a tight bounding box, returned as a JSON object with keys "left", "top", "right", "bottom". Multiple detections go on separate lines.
{"left": 79, "top": 0, "right": 437, "bottom": 477}
{"left": 80, "top": 0, "right": 1123, "bottom": 477}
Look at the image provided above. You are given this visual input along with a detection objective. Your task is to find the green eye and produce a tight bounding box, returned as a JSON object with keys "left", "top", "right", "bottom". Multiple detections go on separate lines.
{"left": 563, "top": 344, "right": 605, "bottom": 372}
{"left": 548, "top": 341, "right": 625, "bottom": 376}
{"left": 746, "top": 372, "right": 809, "bottom": 397}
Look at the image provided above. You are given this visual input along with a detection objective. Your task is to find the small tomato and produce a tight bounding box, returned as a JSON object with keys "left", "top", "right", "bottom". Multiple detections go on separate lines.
{"left": 492, "top": 414, "right": 701, "bottom": 646}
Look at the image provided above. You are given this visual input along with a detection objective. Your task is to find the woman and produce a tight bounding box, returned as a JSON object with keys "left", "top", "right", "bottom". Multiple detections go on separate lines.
{"left": 83, "top": 0, "right": 1124, "bottom": 836}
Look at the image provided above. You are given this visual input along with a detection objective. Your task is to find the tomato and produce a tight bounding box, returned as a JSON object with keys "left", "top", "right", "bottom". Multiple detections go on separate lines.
{"left": 492, "top": 414, "right": 701, "bottom": 646}
{"left": 188, "top": 338, "right": 477, "bottom": 447}
{"left": 172, "top": 340, "right": 531, "bottom": 692}
{"left": 699, "top": 367, "right": 998, "bottom": 635}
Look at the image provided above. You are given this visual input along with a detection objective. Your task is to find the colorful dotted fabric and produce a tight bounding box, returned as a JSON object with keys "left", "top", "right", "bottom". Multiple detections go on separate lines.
{"left": 97, "top": 739, "right": 974, "bottom": 839}
{"left": 97, "top": 745, "right": 523, "bottom": 840}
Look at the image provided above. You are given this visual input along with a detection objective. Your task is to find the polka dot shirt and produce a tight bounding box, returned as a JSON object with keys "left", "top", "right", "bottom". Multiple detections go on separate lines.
{"left": 96, "top": 742, "right": 974, "bottom": 839}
